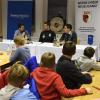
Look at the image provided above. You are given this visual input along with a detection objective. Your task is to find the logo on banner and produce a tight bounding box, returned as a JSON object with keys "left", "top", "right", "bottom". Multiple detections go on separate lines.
{"left": 83, "top": 11, "right": 92, "bottom": 23}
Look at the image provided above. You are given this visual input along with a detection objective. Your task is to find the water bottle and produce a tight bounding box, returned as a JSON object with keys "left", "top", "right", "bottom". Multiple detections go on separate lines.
{"left": 88, "top": 35, "right": 93, "bottom": 45}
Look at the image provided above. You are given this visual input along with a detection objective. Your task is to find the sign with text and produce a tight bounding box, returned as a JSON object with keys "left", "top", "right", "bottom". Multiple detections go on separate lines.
{"left": 75, "top": 0, "right": 100, "bottom": 60}
{"left": 75, "top": 0, "right": 98, "bottom": 45}
{"left": 7, "top": 0, "right": 32, "bottom": 39}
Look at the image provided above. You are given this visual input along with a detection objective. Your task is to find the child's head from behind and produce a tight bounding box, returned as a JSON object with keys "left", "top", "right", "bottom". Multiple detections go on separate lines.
{"left": 40, "top": 52, "right": 55, "bottom": 68}
{"left": 62, "top": 41, "right": 76, "bottom": 56}
{"left": 7, "top": 62, "right": 29, "bottom": 88}
{"left": 14, "top": 36, "right": 25, "bottom": 47}
{"left": 84, "top": 47, "right": 95, "bottom": 58}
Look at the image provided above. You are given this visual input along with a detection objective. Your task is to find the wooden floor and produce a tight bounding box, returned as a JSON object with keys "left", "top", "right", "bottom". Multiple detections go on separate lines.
{"left": 0, "top": 52, "right": 100, "bottom": 100}
{"left": 0, "top": 52, "right": 9, "bottom": 66}
{"left": 62, "top": 71, "right": 100, "bottom": 100}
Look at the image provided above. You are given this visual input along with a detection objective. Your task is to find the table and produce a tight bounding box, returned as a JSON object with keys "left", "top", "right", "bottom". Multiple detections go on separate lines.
{"left": 0, "top": 52, "right": 9, "bottom": 66}
{"left": 62, "top": 71, "right": 100, "bottom": 100}
{"left": 25, "top": 42, "right": 41, "bottom": 56}
{"left": 36, "top": 43, "right": 97, "bottom": 63}
{"left": 0, "top": 40, "right": 98, "bottom": 63}
{"left": 0, "top": 40, "right": 41, "bottom": 57}
{"left": 36, "top": 43, "right": 62, "bottom": 63}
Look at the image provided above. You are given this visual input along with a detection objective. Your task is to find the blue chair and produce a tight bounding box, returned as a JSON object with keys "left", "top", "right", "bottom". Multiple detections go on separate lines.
{"left": 29, "top": 77, "right": 40, "bottom": 99}
{"left": 24, "top": 56, "right": 40, "bottom": 99}
{"left": 25, "top": 56, "right": 39, "bottom": 73}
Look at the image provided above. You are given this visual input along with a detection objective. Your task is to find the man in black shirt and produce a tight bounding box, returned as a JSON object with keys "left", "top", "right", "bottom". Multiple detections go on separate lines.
{"left": 56, "top": 41, "right": 92, "bottom": 89}
{"left": 39, "top": 21, "right": 56, "bottom": 43}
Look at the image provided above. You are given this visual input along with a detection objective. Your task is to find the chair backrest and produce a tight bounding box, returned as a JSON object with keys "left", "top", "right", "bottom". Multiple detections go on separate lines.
{"left": 24, "top": 56, "right": 40, "bottom": 99}
{"left": 24, "top": 56, "right": 39, "bottom": 73}
{"left": 0, "top": 61, "right": 16, "bottom": 72}
{"left": 29, "top": 77, "right": 40, "bottom": 99}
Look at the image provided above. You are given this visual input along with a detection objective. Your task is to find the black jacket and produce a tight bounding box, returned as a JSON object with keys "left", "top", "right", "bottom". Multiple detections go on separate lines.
{"left": 60, "top": 31, "right": 77, "bottom": 44}
{"left": 39, "top": 30, "right": 56, "bottom": 43}
{"left": 56, "top": 55, "right": 92, "bottom": 89}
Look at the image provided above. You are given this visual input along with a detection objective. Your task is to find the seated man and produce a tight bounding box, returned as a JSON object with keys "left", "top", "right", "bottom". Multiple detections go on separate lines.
{"left": 31, "top": 52, "right": 92, "bottom": 100}
{"left": 56, "top": 41, "right": 92, "bottom": 89}
{"left": 14, "top": 23, "right": 30, "bottom": 41}
{"left": 10, "top": 36, "right": 31, "bottom": 64}
{"left": 39, "top": 21, "right": 56, "bottom": 43}
{"left": 75, "top": 47, "right": 100, "bottom": 72}
{"left": 60, "top": 24, "right": 77, "bottom": 44}
{"left": 0, "top": 62, "right": 38, "bottom": 100}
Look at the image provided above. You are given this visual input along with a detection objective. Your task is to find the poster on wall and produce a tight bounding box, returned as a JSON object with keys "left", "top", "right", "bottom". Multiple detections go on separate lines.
{"left": 7, "top": 0, "right": 32, "bottom": 39}
{"left": 75, "top": 0, "right": 99, "bottom": 45}
{"left": 75, "top": 0, "right": 100, "bottom": 60}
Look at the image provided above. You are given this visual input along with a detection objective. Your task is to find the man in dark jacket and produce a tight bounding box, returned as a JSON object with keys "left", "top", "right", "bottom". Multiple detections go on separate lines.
{"left": 56, "top": 41, "right": 92, "bottom": 89}
{"left": 60, "top": 24, "right": 77, "bottom": 44}
{"left": 39, "top": 21, "right": 56, "bottom": 43}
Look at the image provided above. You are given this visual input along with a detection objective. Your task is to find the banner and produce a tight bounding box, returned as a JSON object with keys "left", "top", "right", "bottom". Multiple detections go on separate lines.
{"left": 7, "top": 0, "right": 32, "bottom": 39}
{"left": 75, "top": 0, "right": 100, "bottom": 60}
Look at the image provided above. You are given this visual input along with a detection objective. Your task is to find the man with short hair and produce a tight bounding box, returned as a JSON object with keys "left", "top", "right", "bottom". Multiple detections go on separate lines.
{"left": 39, "top": 21, "right": 56, "bottom": 43}
{"left": 60, "top": 24, "right": 77, "bottom": 44}
{"left": 14, "top": 23, "right": 30, "bottom": 41}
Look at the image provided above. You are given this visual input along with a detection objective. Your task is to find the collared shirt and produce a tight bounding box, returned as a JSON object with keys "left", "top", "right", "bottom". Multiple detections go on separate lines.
{"left": 10, "top": 88, "right": 38, "bottom": 100}
{"left": 68, "top": 31, "right": 72, "bottom": 35}
{"left": 60, "top": 31, "right": 77, "bottom": 44}
{"left": 14, "top": 30, "right": 30, "bottom": 40}
{"left": 0, "top": 84, "right": 20, "bottom": 100}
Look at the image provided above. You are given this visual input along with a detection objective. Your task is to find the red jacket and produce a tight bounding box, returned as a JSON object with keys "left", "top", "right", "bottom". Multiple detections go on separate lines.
{"left": 0, "top": 70, "right": 8, "bottom": 89}
{"left": 31, "top": 67, "right": 87, "bottom": 100}
{"left": 0, "top": 73, "right": 5, "bottom": 89}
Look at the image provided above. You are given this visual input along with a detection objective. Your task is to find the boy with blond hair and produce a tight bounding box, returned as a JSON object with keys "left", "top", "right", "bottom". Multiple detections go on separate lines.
{"left": 0, "top": 62, "right": 38, "bottom": 100}
{"left": 10, "top": 36, "right": 31, "bottom": 64}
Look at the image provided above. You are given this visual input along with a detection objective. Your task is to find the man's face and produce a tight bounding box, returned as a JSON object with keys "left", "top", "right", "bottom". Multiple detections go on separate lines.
{"left": 44, "top": 24, "right": 49, "bottom": 30}
{"left": 19, "top": 25, "right": 25, "bottom": 32}
{"left": 63, "top": 26, "right": 70, "bottom": 33}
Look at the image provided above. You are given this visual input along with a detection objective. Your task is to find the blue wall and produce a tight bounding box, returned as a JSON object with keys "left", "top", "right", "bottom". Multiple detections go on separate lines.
{"left": 7, "top": 1, "right": 33, "bottom": 39}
